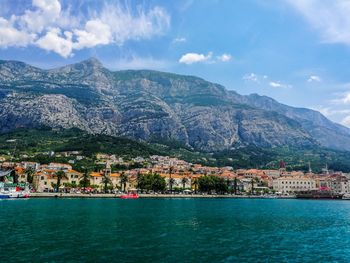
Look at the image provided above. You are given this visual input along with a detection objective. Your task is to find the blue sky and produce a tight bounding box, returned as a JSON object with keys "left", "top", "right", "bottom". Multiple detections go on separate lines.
{"left": 1, "top": 0, "right": 350, "bottom": 127}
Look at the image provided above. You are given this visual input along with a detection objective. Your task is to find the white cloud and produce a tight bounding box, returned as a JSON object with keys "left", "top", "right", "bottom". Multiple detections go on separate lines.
{"left": 287, "top": 0, "right": 350, "bottom": 45}
{"left": 98, "top": 4, "right": 170, "bottom": 44}
{"left": 243, "top": 73, "right": 291, "bottom": 89}
{"left": 179, "top": 52, "right": 232, "bottom": 64}
{"left": 341, "top": 116, "right": 350, "bottom": 127}
{"left": 19, "top": 0, "right": 62, "bottom": 33}
{"left": 173, "top": 37, "right": 186, "bottom": 43}
{"left": 243, "top": 73, "right": 259, "bottom": 82}
{"left": 313, "top": 106, "right": 350, "bottom": 117}
{"left": 36, "top": 28, "right": 73, "bottom": 58}
{"left": 217, "top": 53, "right": 232, "bottom": 62}
{"left": 73, "top": 19, "right": 111, "bottom": 49}
{"left": 106, "top": 56, "right": 169, "bottom": 70}
{"left": 269, "top": 81, "right": 292, "bottom": 88}
{"left": 269, "top": 81, "right": 282, "bottom": 88}
{"left": 179, "top": 52, "right": 213, "bottom": 64}
{"left": 332, "top": 92, "right": 350, "bottom": 105}
{"left": 0, "top": 17, "right": 34, "bottom": 47}
{"left": 307, "top": 75, "right": 322, "bottom": 82}
{"left": 0, "top": 0, "right": 170, "bottom": 57}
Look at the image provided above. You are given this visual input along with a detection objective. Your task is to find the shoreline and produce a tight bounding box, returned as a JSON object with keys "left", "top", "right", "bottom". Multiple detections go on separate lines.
{"left": 29, "top": 193, "right": 296, "bottom": 199}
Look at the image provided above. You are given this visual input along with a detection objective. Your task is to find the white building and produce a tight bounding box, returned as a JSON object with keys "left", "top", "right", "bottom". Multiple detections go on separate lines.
{"left": 273, "top": 176, "right": 316, "bottom": 194}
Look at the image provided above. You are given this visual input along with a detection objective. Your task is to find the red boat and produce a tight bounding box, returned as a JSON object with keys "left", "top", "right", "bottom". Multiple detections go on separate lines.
{"left": 120, "top": 190, "right": 139, "bottom": 199}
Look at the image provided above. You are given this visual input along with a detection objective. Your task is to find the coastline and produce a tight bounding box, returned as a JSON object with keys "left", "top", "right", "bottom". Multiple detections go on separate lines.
{"left": 29, "top": 193, "right": 296, "bottom": 199}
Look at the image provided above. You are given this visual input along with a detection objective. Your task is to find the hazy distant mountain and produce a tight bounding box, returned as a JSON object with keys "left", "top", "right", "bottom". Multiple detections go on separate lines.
{"left": 0, "top": 58, "right": 348, "bottom": 152}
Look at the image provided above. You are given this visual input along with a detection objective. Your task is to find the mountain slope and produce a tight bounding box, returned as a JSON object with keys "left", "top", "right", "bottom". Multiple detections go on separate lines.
{"left": 241, "top": 94, "right": 350, "bottom": 150}
{"left": 0, "top": 58, "right": 348, "bottom": 152}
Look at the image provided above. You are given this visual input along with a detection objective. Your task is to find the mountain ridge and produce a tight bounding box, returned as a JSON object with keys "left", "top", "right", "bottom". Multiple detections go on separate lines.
{"left": 0, "top": 58, "right": 348, "bottom": 152}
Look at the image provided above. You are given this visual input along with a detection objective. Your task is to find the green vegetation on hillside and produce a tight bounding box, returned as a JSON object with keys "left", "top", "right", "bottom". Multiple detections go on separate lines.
{"left": 1, "top": 128, "right": 350, "bottom": 172}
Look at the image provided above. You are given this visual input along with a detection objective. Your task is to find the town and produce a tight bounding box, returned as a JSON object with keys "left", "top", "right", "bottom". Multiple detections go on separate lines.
{"left": 1, "top": 150, "right": 350, "bottom": 197}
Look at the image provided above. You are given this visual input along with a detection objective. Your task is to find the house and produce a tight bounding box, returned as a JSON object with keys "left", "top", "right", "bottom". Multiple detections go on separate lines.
{"left": 45, "top": 163, "right": 72, "bottom": 171}
{"left": 33, "top": 169, "right": 82, "bottom": 192}
{"left": 21, "top": 162, "right": 40, "bottom": 171}
{"left": 273, "top": 176, "right": 316, "bottom": 194}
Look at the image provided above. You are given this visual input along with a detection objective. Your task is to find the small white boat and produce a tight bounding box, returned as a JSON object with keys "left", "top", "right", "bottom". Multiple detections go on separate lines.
{"left": 342, "top": 193, "right": 350, "bottom": 200}
{"left": 0, "top": 183, "right": 30, "bottom": 199}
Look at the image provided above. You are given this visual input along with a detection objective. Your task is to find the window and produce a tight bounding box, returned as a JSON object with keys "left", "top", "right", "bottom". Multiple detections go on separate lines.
{"left": 41, "top": 176, "right": 44, "bottom": 180}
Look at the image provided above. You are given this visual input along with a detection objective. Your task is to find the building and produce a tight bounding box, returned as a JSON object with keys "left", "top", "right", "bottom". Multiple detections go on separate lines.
{"left": 34, "top": 169, "right": 82, "bottom": 192}
{"left": 273, "top": 176, "right": 316, "bottom": 194}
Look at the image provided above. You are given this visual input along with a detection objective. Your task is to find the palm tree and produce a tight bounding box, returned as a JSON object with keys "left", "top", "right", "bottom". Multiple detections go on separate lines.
{"left": 102, "top": 175, "right": 112, "bottom": 193}
{"left": 120, "top": 172, "right": 128, "bottom": 192}
{"left": 25, "top": 168, "right": 35, "bottom": 184}
{"left": 10, "top": 170, "right": 18, "bottom": 184}
{"left": 80, "top": 168, "right": 91, "bottom": 192}
{"left": 136, "top": 172, "right": 144, "bottom": 191}
{"left": 181, "top": 177, "right": 189, "bottom": 190}
{"left": 250, "top": 177, "right": 260, "bottom": 195}
{"left": 169, "top": 178, "right": 176, "bottom": 192}
{"left": 55, "top": 170, "right": 66, "bottom": 193}
{"left": 169, "top": 166, "right": 174, "bottom": 192}
{"left": 192, "top": 178, "right": 198, "bottom": 194}
{"left": 233, "top": 177, "right": 238, "bottom": 195}
{"left": 226, "top": 178, "right": 231, "bottom": 193}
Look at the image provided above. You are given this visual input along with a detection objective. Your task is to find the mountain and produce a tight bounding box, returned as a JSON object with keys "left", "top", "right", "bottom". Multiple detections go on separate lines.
{"left": 0, "top": 58, "right": 348, "bottom": 152}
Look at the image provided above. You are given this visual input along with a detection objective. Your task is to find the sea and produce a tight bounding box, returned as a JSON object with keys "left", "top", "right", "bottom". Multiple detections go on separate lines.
{"left": 1, "top": 198, "right": 350, "bottom": 263}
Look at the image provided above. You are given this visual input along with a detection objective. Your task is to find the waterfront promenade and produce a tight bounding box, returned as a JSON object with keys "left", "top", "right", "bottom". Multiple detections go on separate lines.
{"left": 30, "top": 192, "right": 295, "bottom": 199}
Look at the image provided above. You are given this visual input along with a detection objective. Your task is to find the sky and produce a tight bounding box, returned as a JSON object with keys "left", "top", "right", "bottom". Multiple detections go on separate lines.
{"left": 1, "top": 0, "right": 350, "bottom": 127}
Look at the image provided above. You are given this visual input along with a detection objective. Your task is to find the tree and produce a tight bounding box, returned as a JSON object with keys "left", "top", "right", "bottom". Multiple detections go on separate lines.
{"left": 55, "top": 170, "right": 66, "bottom": 193}
{"left": 233, "top": 177, "right": 238, "bottom": 195}
{"left": 192, "top": 178, "right": 198, "bottom": 194}
{"left": 136, "top": 172, "right": 145, "bottom": 191}
{"left": 198, "top": 175, "right": 228, "bottom": 194}
{"left": 102, "top": 175, "right": 112, "bottom": 193}
{"left": 226, "top": 178, "right": 231, "bottom": 193}
{"left": 79, "top": 169, "right": 91, "bottom": 192}
{"left": 120, "top": 172, "right": 128, "bottom": 192}
{"left": 25, "top": 168, "right": 35, "bottom": 184}
{"left": 181, "top": 177, "right": 189, "bottom": 190}
{"left": 151, "top": 173, "right": 166, "bottom": 192}
{"left": 136, "top": 173, "right": 166, "bottom": 192}
{"left": 198, "top": 175, "right": 214, "bottom": 193}
{"left": 215, "top": 177, "right": 228, "bottom": 194}
{"left": 169, "top": 166, "right": 174, "bottom": 192}
{"left": 10, "top": 170, "right": 18, "bottom": 184}
{"left": 250, "top": 177, "right": 260, "bottom": 195}
{"left": 250, "top": 177, "right": 254, "bottom": 195}
{"left": 169, "top": 178, "right": 176, "bottom": 191}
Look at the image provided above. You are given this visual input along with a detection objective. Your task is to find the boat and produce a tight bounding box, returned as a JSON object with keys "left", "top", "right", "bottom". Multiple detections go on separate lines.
{"left": 0, "top": 183, "right": 30, "bottom": 199}
{"left": 120, "top": 189, "right": 139, "bottom": 199}
{"left": 296, "top": 189, "right": 343, "bottom": 199}
{"left": 342, "top": 193, "right": 350, "bottom": 200}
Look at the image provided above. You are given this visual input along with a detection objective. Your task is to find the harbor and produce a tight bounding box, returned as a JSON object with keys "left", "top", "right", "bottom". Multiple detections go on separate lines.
{"left": 2, "top": 155, "right": 350, "bottom": 200}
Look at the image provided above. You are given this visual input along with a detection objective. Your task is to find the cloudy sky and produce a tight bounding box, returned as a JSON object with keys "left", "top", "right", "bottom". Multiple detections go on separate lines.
{"left": 1, "top": 0, "right": 350, "bottom": 127}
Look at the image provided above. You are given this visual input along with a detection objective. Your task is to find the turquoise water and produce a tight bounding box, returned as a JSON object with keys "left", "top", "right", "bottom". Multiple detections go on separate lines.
{"left": 1, "top": 199, "right": 350, "bottom": 262}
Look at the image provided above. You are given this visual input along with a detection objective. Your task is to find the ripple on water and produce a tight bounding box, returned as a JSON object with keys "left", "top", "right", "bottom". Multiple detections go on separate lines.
{"left": 2, "top": 199, "right": 350, "bottom": 262}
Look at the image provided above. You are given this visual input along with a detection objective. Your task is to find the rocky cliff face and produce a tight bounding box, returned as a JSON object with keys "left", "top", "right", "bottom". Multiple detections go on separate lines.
{"left": 0, "top": 58, "right": 347, "bottom": 152}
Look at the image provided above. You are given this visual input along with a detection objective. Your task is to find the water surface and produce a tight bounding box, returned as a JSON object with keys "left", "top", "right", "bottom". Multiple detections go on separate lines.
{"left": 1, "top": 198, "right": 350, "bottom": 262}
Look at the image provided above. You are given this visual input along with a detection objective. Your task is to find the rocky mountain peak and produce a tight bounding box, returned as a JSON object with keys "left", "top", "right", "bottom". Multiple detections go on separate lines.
{"left": 0, "top": 59, "right": 350, "bottom": 152}
{"left": 80, "top": 57, "right": 103, "bottom": 68}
